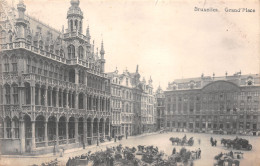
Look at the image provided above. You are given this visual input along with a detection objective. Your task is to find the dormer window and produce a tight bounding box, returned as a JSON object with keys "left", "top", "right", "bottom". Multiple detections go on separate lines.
{"left": 247, "top": 80, "right": 253, "bottom": 86}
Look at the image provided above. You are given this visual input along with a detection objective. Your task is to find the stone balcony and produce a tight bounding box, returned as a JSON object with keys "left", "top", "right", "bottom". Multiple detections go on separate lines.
{"left": 20, "top": 105, "right": 111, "bottom": 117}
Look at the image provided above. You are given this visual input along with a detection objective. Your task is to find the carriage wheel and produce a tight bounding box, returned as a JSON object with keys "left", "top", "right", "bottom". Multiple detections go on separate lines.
{"left": 248, "top": 145, "right": 252, "bottom": 150}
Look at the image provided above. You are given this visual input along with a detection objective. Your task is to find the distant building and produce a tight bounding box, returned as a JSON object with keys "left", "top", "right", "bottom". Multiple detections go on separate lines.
{"left": 155, "top": 86, "right": 166, "bottom": 130}
{"left": 107, "top": 68, "right": 135, "bottom": 137}
{"left": 0, "top": 0, "right": 111, "bottom": 154}
{"left": 165, "top": 72, "right": 260, "bottom": 135}
{"left": 107, "top": 66, "right": 156, "bottom": 136}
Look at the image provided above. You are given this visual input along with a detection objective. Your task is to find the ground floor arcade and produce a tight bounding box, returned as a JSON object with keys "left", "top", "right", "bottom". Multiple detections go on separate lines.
{"left": 0, "top": 115, "right": 111, "bottom": 154}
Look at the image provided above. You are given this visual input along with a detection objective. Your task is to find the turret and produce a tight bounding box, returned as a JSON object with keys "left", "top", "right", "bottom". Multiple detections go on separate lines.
{"left": 67, "top": 0, "right": 83, "bottom": 33}
{"left": 17, "top": 0, "right": 26, "bottom": 19}
{"left": 16, "top": 0, "right": 28, "bottom": 40}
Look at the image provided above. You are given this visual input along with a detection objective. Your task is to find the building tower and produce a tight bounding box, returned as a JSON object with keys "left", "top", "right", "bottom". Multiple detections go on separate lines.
{"left": 16, "top": 0, "right": 28, "bottom": 40}
{"left": 67, "top": 0, "right": 83, "bottom": 33}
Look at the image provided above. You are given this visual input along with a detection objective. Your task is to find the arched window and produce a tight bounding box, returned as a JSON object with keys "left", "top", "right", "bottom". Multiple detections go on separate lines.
{"left": 12, "top": 117, "right": 19, "bottom": 138}
{"left": 50, "top": 45, "right": 54, "bottom": 53}
{"left": 32, "top": 58, "right": 37, "bottom": 74}
{"left": 126, "top": 91, "right": 129, "bottom": 99}
{"left": 126, "top": 104, "right": 129, "bottom": 112}
{"left": 11, "top": 55, "right": 17, "bottom": 72}
{"left": 39, "top": 40, "right": 43, "bottom": 50}
{"left": 79, "top": 21, "right": 82, "bottom": 33}
{"left": 27, "top": 35, "right": 31, "bottom": 44}
{"left": 38, "top": 60, "right": 43, "bottom": 75}
{"left": 5, "top": 84, "right": 11, "bottom": 104}
{"left": 12, "top": 84, "right": 18, "bottom": 104}
{"left": 4, "top": 55, "right": 9, "bottom": 72}
{"left": 5, "top": 117, "right": 11, "bottom": 138}
{"left": 70, "top": 20, "right": 73, "bottom": 32}
{"left": 78, "top": 46, "right": 84, "bottom": 59}
{"left": 68, "top": 45, "right": 75, "bottom": 59}
{"left": 75, "top": 20, "right": 78, "bottom": 30}
{"left": 49, "top": 64, "right": 54, "bottom": 77}
{"left": 9, "top": 33, "right": 13, "bottom": 43}
{"left": 27, "top": 57, "right": 31, "bottom": 73}
{"left": 44, "top": 62, "right": 48, "bottom": 76}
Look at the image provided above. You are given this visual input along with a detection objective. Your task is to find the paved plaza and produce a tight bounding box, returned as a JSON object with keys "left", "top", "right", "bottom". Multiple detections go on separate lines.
{"left": 1, "top": 132, "right": 260, "bottom": 166}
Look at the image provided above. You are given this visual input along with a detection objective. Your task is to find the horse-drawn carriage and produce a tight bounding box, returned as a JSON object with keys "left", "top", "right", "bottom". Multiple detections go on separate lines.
{"left": 221, "top": 137, "right": 252, "bottom": 150}
{"left": 214, "top": 152, "right": 241, "bottom": 166}
{"left": 169, "top": 136, "right": 194, "bottom": 146}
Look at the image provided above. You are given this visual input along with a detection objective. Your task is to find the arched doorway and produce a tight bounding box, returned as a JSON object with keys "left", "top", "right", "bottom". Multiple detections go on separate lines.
{"left": 35, "top": 115, "right": 45, "bottom": 147}
{"left": 93, "top": 118, "right": 98, "bottom": 139}
{"left": 87, "top": 117, "right": 92, "bottom": 145}
{"left": 24, "top": 114, "right": 32, "bottom": 152}
{"left": 99, "top": 118, "right": 104, "bottom": 137}
{"left": 58, "top": 116, "right": 66, "bottom": 145}
{"left": 105, "top": 118, "right": 109, "bottom": 137}
{"left": 47, "top": 116, "right": 56, "bottom": 146}
{"left": 68, "top": 117, "right": 75, "bottom": 143}
{"left": 78, "top": 117, "right": 84, "bottom": 143}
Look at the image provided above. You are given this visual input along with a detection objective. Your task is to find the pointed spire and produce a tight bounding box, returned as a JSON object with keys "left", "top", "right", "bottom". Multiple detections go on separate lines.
{"left": 136, "top": 64, "right": 139, "bottom": 73}
{"left": 86, "top": 25, "right": 90, "bottom": 38}
{"left": 100, "top": 39, "right": 105, "bottom": 57}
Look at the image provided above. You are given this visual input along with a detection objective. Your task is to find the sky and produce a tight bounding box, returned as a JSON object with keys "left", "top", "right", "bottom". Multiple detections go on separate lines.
{"left": 8, "top": 0, "right": 260, "bottom": 90}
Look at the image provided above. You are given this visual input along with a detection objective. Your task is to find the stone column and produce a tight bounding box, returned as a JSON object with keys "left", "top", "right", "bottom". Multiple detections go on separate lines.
{"left": 55, "top": 89, "right": 59, "bottom": 107}
{"left": 66, "top": 120, "right": 69, "bottom": 144}
{"left": 38, "top": 87, "right": 41, "bottom": 106}
{"left": 66, "top": 91, "right": 69, "bottom": 108}
{"left": 97, "top": 120, "right": 99, "bottom": 145}
{"left": 103, "top": 121, "right": 105, "bottom": 136}
{"left": 83, "top": 120, "right": 87, "bottom": 143}
{"left": 56, "top": 120, "right": 59, "bottom": 146}
{"left": 44, "top": 87, "right": 48, "bottom": 106}
{"left": 50, "top": 88, "right": 52, "bottom": 107}
{"left": 70, "top": 93, "right": 73, "bottom": 108}
{"left": 75, "top": 92, "right": 79, "bottom": 109}
{"left": 108, "top": 122, "right": 111, "bottom": 137}
{"left": 20, "top": 120, "right": 25, "bottom": 153}
{"left": 104, "top": 98, "right": 106, "bottom": 112}
{"left": 75, "top": 119, "right": 78, "bottom": 143}
{"left": 61, "top": 91, "right": 63, "bottom": 108}
{"left": 31, "top": 85, "right": 35, "bottom": 106}
{"left": 91, "top": 120, "right": 93, "bottom": 143}
{"left": 75, "top": 68, "right": 79, "bottom": 84}
{"left": 31, "top": 121, "right": 36, "bottom": 150}
{"left": 44, "top": 120, "right": 48, "bottom": 147}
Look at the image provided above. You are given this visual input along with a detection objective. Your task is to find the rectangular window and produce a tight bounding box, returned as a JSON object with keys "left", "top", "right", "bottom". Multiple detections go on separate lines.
{"left": 4, "top": 64, "right": 9, "bottom": 72}
{"left": 13, "top": 86, "right": 18, "bottom": 104}
{"left": 12, "top": 63, "right": 17, "bottom": 72}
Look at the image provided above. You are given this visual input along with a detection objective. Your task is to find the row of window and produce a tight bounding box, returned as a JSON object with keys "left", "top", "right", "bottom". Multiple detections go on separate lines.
{"left": 166, "top": 92, "right": 260, "bottom": 103}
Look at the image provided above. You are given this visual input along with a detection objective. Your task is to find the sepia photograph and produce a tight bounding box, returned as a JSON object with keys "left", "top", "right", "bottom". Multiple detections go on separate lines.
{"left": 0, "top": 0, "right": 259, "bottom": 165}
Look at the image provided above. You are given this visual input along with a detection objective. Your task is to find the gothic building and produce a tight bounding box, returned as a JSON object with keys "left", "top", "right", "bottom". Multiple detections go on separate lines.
{"left": 165, "top": 72, "right": 260, "bottom": 135}
{"left": 0, "top": 0, "right": 111, "bottom": 154}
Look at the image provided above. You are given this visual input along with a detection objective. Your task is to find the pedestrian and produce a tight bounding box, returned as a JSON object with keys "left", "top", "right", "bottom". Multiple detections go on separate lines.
{"left": 230, "top": 151, "right": 233, "bottom": 158}
{"left": 114, "top": 136, "right": 117, "bottom": 142}
{"left": 198, "top": 138, "right": 201, "bottom": 145}
{"left": 172, "top": 147, "right": 176, "bottom": 155}
{"left": 198, "top": 148, "right": 201, "bottom": 158}
{"left": 215, "top": 140, "right": 217, "bottom": 146}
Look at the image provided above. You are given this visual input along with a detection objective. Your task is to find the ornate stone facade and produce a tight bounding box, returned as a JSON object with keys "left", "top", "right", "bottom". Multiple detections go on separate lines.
{"left": 0, "top": 0, "right": 111, "bottom": 154}
{"left": 165, "top": 72, "right": 260, "bottom": 135}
